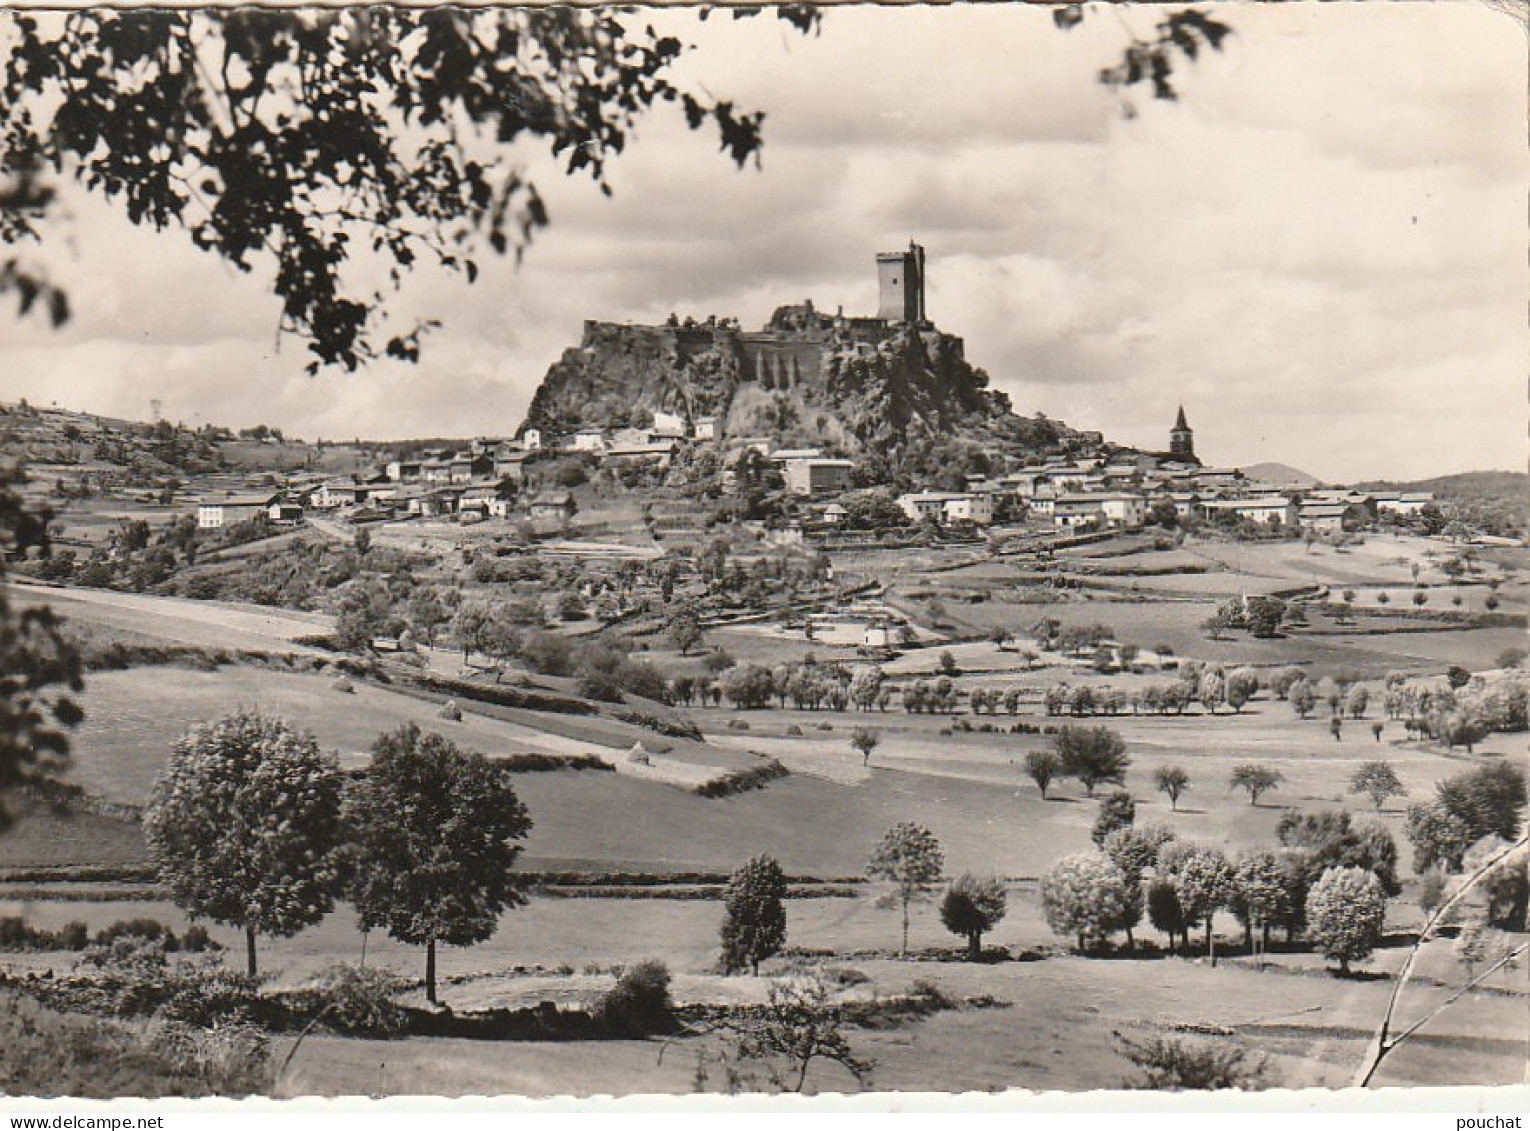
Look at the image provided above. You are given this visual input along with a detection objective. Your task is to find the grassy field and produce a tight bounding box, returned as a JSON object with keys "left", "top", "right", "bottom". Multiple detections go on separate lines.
{"left": 5, "top": 879, "right": 1521, "bottom": 1097}
{"left": 16, "top": 583, "right": 332, "bottom": 654}
{"left": 6, "top": 530, "right": 1527, "bottom": 1096}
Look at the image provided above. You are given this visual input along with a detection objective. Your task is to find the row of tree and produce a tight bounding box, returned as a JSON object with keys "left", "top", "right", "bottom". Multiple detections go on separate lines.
{"left": 145, "top": 713, "right": 531, "bottom": 1003}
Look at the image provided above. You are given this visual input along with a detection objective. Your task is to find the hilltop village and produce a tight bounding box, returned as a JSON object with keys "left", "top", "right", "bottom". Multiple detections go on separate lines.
{"left": 96, "top": 246, "right": 1439, "bottom": 548}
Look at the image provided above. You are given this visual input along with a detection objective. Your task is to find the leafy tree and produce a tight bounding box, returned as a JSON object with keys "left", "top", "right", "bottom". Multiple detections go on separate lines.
{"left": 344, "top": 724, "right": 532, "bottom": 1003}
{"left": 1228, "top": 764, "right": 1282, "bottom": 807}
{"left": 939, "top": 873, "right": 1007, "bottom": 960}
{"left": 1200, "top": 607, "right": 1234, "bottom": 641}
{"left": 720, "top": 855, "right": 788, "bottom": 975}
{"left": 720, "top": 662, "right": 776, "bottom": 709}
{"left": 0, "top": 8, "right": 807, "bottom": 370}
{"left": 1269, "top": 666, "right": 1305, "bottom": 700}
{"left": 1289, "top": 679, "right": 1317, "bottom": 719}
{"left": 144, "top": 710, "right": 344, "bottom": 976}
{"left": 866, "top": 822, "right": 944, "bottom": 957}
{"left": 1024, "top": 750, "right": 1060, "bottom": 800}
{"left": 1040, "top": 852, "right": 1134, "bottom": 953}
{"left": 1408, "top": 762, "right": 1528, "bottom": 873}
{"left": 406, "top": 586, "right": 451, "bottom": 649}
{"left": 1198, "top": 669, "right": 1226, "bottom": 714}
{"left": 1102, "top": 823, "right": 1176, "bottom": 884}
{"left": 850, "top": 726, "right": 880, "bottom": 768}
{"left": 1146, "top": 877, "right": 1188, "bottom": 951}
{"left": 1229, "top": 849, "right": 1290, "bottom": 953}
{"left": 1350, "top": 761, "right": 1405, "bottom": 811}
{"left": 1154, "top": 765, "right": 1190, "bottom": 811}
{"left": 1447, "top": 665, "right": 1472, "bottom": 690}
{"left": 668, "top": 606, "right": 703, "bottom": 657}
{"left": 1484, "top": 859, "right": 1529, "bottom": 932}
{"left": 1346, "top": 685, "right": 1370, "bottom": 720}
{"left": 1091, "top": 789, "right": 1136, "bottom": 847}
{"left": 1158, "top": 843, "right": 1234, "bottom": 955}
{"left": 0, "top": 472, "right": 84, "bottom": 830}
{"left": 1226, "top": 667, "right": 1259, "bottom": 713}
{"left": 1416, "top": 868, "right": 1448, "bottom": 921}
{"left": 1278, "top": 809, "right": 1401, "bottom": 896}
{"left": 848, "top": 666, "right": 885, "bottom": 712}
{"left": 1305, "top": 866, "right": 1386, "bottom": 975}
{"left": 1244, "top": 596, "right": 1285, "bottom": 639}
{"left": 1053, "top": 724, "right": 1130, "bottom": 797}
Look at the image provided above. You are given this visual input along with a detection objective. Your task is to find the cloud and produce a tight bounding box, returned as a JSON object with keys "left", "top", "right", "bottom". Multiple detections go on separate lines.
{"left": 0, "top": 3, "right": 1522, "bottom": 482}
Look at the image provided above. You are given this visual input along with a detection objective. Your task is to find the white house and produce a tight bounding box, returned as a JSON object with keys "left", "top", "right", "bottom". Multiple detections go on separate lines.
{"left": 311, "top": 480, "right": 363, "bottom": 509}
{"left": 1198, "top": 497, "right": 1298, "bottom": 527}
{"left": 652, "top": 409, "right": 686, "bottom": 436}
{"left": 896, "top": 491, "right": 994, "bottom": 526}
{"left": 571, "top": 429, "right": 608, "bottom": 452}
{"left": 1376, "top": 492, "right": 1435, "bottom": 515}
{"left": 782, "top": 457, "right": 854, "bottom": 497}
{"left": 693, "top": 416, "right": 718, "bottom": 442}
{"left": 197, "top": 492, "right": 278, "bottom": 529}
{"left": 1053, "top": 491, "right": 1147, "bottom": 529}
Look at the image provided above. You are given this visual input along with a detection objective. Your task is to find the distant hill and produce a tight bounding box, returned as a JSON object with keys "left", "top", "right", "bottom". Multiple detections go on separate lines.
{"left": 1359, "top": 470, "right": 1527, "bottom": 539}
{"left": 1356, "top": 469, "right": 1526, "bottom": 499}
{"left": 1243, "top": 462, "right": 1321, "bottom": 487}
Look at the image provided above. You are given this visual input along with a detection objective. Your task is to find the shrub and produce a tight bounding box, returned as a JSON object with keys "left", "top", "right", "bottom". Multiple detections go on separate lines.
{"left": 95, "top": 918, "right": 178, "bottom": 950}
{"left": 136, "top": 1016, "right": 272, "bottom": 1095}
{"left": 0, "top": 990, "right": 271, "bottom": 1098}
{"left": 694, "top": 760, "right": 788, "bottom": 798}
{"left": 179, "top": 925, "right": 216, "bottom": 953}
{"left": 593, "top": 959, "right": 675, "bottom": 1037}
{"left": 1114, "top": 1030, "right": 1267, "bottom": 1091}
{"left": 295, "top": 963, "right": 410, "bottom": 1036}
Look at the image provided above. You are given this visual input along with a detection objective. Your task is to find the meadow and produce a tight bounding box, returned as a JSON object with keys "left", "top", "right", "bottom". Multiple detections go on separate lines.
{"left": 1, "top": 526, "right": 1525, "bottom": 1097}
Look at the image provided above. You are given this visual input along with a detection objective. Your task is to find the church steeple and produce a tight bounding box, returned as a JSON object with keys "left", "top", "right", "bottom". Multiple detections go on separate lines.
{"left": 1170, "top": 406, "right": 1194, "bottom": 460}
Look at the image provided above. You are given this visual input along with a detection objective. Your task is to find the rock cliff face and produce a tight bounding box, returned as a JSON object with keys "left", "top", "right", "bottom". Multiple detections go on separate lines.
{"left": 521, "top": 305, "right": 1070, "bottom": 464}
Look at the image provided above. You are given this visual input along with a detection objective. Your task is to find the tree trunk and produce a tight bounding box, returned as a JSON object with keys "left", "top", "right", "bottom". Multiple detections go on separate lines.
{"left": 1206, "top": 915, "right": 1216, "bottom": 966}
{"left": 968, "top": 930, "right": 981, "bottom": 961}
{"left": 901, "top": 898, "right": 910, "bottom": 958}
{"left": 426, "top": 937, "right": 438, "bottom": 1004}
{"left": 1244, "top": 920, "right": 1254, "bottom": 953}
{"left": 245, "top": 925, "right": 258, "bottom": 978}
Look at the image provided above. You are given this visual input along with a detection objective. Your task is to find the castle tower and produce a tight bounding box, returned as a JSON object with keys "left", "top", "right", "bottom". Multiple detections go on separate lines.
{"left": 876, "top": 241, "right": 926, "bottom": 323}
{"left": 1170, "top": 405, "right": 1195, "bottom": 460}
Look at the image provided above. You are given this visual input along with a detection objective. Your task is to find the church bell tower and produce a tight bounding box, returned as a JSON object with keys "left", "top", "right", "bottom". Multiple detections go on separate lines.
{"left": 1170, "top": 405, "right": 1195, "bottom": 460}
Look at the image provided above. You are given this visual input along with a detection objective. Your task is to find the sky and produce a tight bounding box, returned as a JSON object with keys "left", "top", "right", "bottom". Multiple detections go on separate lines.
{"left": 2, "top": 2, "right": 1524, "bottom": 483}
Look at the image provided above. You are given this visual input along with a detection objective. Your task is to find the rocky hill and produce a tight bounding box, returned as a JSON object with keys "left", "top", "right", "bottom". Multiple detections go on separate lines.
{"left": 520, "top": 303, "right": 1079, "bottom": 474}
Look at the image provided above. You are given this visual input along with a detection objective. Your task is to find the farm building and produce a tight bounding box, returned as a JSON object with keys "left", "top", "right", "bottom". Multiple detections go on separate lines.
{"left": 196, "top": 492, "right": 279, "bottom": 529}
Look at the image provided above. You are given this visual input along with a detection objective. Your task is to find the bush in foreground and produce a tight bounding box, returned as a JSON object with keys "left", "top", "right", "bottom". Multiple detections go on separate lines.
{"left": 0, "top": 990, "right": 271, "bottom": 1098}
{"left": 593, "top": 959, "right": 675, "bottom": 1037}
